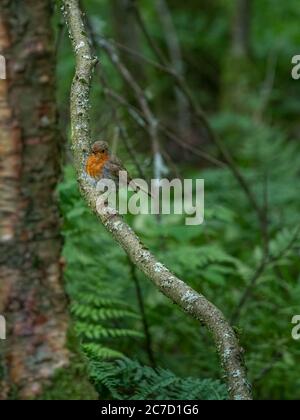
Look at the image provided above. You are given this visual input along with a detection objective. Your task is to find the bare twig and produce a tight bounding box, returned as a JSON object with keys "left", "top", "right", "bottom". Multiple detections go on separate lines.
{"left": 231, "top": 227, "right": 300, "bottom": 324}
{"left": 130, "top": 0, "right": 168, "bottom": 65}
{"left": 91, "top": 60, "right": 226, "bottom": 168}
{"left": 230, "top": 259, "right": 267, "bottom": 325}
{"left": 154, "top": 0, "right": 191, "bottom": 136}
{"left": 252, "top": 350, "right": 284, "bottom": 385}
{"left": 129, "top": 260, "right": 156, "bottom": 367}
{"left": 100, "top": 74, "right": 146, "bottom": 177}
{"left": 106, "top": 84, "right": 225, "bottom": 167}
{"left": 99, "top": 38, "right": 162, "bottom": 181}
{"left": 232, "top": 0, "right": 252, "bottom": 58}
{"left": 62, "top": 0, "right": 252, "bottom": 400}
{"left": 254, "top": 48, "right": 278, "bottom": 122}
{"left": 261, "top": 172, "right": 270, "bottom": 257}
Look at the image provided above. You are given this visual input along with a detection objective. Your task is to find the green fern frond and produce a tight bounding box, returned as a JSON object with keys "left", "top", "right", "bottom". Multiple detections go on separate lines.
{"left": 76, "top": 323, "right": 144, "bottom": 340}
{"left": 82, "top": 343, "right": 125, "bottom": 360}
{"left": 71, "top": 303, "right": 140, "bottom": 322}
{"left": 73, "top": 293, "right": 133, "bottom": 310}
{"left": 88, "top": 358, "right": 228, "bottom": 400}
{"left": 269, "top": 227, "right": 300, "bottom": 260}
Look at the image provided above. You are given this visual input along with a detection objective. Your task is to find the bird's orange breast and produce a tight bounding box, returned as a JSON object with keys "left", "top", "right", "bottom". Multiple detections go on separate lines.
{"left": 86, "top": 153, "right": 109, "bottom": 178}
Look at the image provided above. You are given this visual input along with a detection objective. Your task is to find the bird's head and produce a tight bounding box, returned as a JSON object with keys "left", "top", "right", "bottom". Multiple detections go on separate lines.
{"left": 91, "top": 141, "right": 109, "bottom": 156}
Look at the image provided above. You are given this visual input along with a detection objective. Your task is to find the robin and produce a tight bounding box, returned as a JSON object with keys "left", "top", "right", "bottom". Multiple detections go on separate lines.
{"left": 86, "top": 141, "right": 151, "bottom": 196}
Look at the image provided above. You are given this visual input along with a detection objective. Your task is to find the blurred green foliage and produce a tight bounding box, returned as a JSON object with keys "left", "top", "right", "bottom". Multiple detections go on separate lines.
{"left": 59, "top": 128, "right": 300, "bottom": 399}
{"left": 56, "top": 0, "right": 300, "bottom": 400}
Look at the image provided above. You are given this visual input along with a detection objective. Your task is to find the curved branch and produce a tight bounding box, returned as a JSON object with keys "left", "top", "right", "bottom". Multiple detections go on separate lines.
{"left": 62, "top": 0, "right": 252, "bottom": 401}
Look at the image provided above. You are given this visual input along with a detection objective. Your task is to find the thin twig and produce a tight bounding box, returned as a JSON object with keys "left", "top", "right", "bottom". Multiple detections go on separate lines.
{"left": 99, "top": 38, "right": 161, "bottom": 178}
{"left": 130, "top": 0, "right": 168, "bottom": 65}
{"left": 253, "top": 349, "right": 284, "bottom": 385}
{"left": 230, "top": 259, "right": 267, "bottom": 325}
{"left": 254, "top": 47, "right": 278, "bottom": 122}
{"left": 99, "top": 76, "right": 225, "bottom": 167}
{"left": 261, "top": 171, "right": 270, "bottom": 257}
{"left": 231, "top": 227, "right": 300, "bottom": 324}
{"left": 154, "top": 0, "right": 191, "bottom": 136}
{"left": 129, "top": 260, "right": 156, "bottom": 367}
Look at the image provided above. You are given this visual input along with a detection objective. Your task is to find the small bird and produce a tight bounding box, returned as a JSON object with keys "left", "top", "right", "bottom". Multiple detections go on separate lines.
{"left": 86, "top": 141, "right": 151, "bottom": 196}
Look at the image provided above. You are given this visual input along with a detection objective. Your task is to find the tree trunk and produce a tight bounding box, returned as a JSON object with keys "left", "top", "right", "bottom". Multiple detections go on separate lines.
{"left": 155, "top": 0, "right": 191, "bottom": 138}
{"left": 111, "top": 0, "right": 145, "bottom": 85}
{"left": 232, "top": 0, "right": 252, "bottom": 59}
{"left": 222, "top": 0, "right": 255, "bottom": 112}
{"left": 0, "top": 0, "right": 69, "bottom": 399}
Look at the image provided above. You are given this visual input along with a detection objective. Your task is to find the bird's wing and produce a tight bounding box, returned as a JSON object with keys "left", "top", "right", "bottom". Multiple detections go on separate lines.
{"left": 107, "top": 156, "right": 151, "bottom": 196}
{"left": 110, "top": 155, "right": 123, "bottom": 167}
{"left": 109, "top": 156, "right": 131, "bottom": 178}
{"left": 107, "top": 162, "right": 122, "bottom": 178}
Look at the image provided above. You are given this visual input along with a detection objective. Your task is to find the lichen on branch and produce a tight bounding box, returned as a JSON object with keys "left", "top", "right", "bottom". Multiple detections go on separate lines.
{"left": 62, "top": 0, "right": 252, "bottom": 400}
